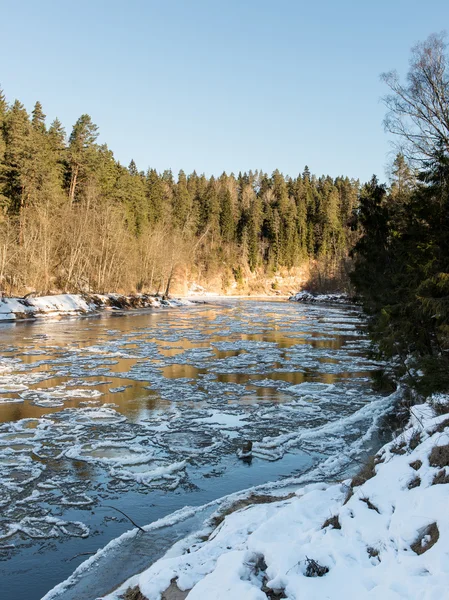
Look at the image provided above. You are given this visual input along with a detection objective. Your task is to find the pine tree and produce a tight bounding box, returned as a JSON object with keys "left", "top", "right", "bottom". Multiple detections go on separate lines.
{"left": 31, "top": 101, "right": 46, "bottom": 132}
{"left": 4, "top": 100, "right": 31, "bottom": 213}
{"left": 28, "top": 102, "right": 62, "bottom": 207}
{"left": 302, "top": 165, "right": 311, "bottom": 182}
{"left": 68, "top": 114, "right": 99, "bottom": 203}
{"left": 116, "top": 162, "right": 147, "bottom": 234}
{"left": 128, "top": 159, "right": 138, "bottom": 176}
{"left": 220, "top": 189, "right": 235, "bottom": 243}
{"left": 390, "top": 153, "right": 415, "bottom": 201}
{"left": 247, "top": 194, "right": 262, "bottom": 271}
{"left": 145, "top": 168, "right": 166, "bottom": 225}
{"left": 198, "top": 176, "right": 219, "bottom": 237}
{"left": 0, "top": 87, "right": 8, "bottom": 212}
{"left": 173, "top": 170, "right": 192, "bottom": 232}
{"left": 47, "top": 118, "right": 66, "bottom": 191}
{"left": 48, "top": 118, "right": 66, "bottom": 154}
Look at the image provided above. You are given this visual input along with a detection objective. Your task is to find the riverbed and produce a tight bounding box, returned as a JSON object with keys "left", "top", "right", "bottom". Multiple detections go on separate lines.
{"left": 0, "top": 299, "right": 390, "bottom": 600}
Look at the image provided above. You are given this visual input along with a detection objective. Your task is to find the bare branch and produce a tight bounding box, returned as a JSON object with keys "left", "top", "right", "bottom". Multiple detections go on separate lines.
{"left": 381, "top": 32, "right": 449, "bottom": 163}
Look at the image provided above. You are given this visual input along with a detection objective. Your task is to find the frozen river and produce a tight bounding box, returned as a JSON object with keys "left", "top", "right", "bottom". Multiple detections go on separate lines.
{"left": 0, "top": 299, "right": 392, "bottom": 600}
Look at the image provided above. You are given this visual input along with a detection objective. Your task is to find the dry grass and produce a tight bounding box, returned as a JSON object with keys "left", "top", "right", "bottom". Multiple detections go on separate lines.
{"left": 360, "top": 497, "right": 380, "bottom": 513}
{"left": 428, "top": 444, "right": 449, "bottom": 468}
{"left": 429, "top": 418, "right": 449, "bottom": 435}
{"left": 409, "top": 459, "right": 422, "bottom": 471}
{"left": 408, "top": 476, "right": 421, "bottom": 489}
{"left": 432, "top": 397, "right": 449, "bottom": 416}
{"left": 321, "top": 515, "right": 341, "bottom": 530}
{"left": 409, "top": 430, "right": 422, "bottom": 450}
{"left": 410, "top": 523, "right": 439, "bottom": 555}
{"left": 305, "top": 557, "right": 329, "bottom": 577}
{"left": 344, "top": 454, "right": 384, "bottom": 504}
{"left": 122, "top": 579, "right": 189, "bottom": 600}
{"left": 261, "top": 582, "right": 287, "bottom": 599}
{"left": 390, "top": 440, "right": 407, "bottom": 455}
{"left": 122, "top": 587, "right": 148, "bottom": 600}
{"left": 350, "top": 455, "right": 377, "bottom": 488}
{"left": 432, "top": 469, "right": 449, "bottom": 485}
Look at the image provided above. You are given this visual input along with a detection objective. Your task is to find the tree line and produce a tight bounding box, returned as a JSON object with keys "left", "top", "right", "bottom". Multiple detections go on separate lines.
{"left": 0, "top": 90, "right": 359, "bottom": 295}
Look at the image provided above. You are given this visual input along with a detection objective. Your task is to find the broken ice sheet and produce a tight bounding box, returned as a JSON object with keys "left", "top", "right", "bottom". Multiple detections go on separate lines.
{"left": 0, "top": 300, "right": 388, "bottom": 560}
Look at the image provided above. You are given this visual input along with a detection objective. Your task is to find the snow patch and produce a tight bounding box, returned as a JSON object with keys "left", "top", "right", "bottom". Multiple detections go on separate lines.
{"left": 101, "top": 395, "right": 449, "bottom": 600}
{"left": 289, "top": 290, "right": 350, "bottom": 304}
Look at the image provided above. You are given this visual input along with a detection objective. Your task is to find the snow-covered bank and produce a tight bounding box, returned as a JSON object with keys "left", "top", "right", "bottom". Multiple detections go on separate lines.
{"left": 0, "top": 294, "right": 192, "bottom": 322}
{"left": 289, "top": 290, "right": 351, "bottom": 305}
{"left": 103, "top": 395, "right": 449, "bottom": 600}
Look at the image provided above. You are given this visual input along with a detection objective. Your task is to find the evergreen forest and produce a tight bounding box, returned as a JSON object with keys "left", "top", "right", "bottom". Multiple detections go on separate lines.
{"left": 351, "top": 33, "right": 449, "bottom": 394}
{"left": 0, "top": 89, "right": 359, "bottom": 295}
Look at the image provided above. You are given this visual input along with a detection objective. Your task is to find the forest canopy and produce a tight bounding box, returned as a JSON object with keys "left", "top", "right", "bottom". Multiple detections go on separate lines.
{"left": 0, "top": 88, "right": 358, "bottom": 295}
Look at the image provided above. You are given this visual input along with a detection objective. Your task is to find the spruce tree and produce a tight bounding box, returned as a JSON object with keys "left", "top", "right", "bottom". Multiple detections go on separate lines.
{"left": 145, "top": 168, "right": 165, "bottom": 225}
{"left": 128, "top": 159, "right": 138, "bottom": 176}
{"left": 0, "top": 88, "right": 8, "bottom": 212}
{"left": 4, "top": 100, "right": 31, "bottom": 213}
{"left": 68, "top": 114, "right": 99, "bottom": 202}
{"left": 31, "top": 101, "right": 46, "bottom": 132}
{"left": 220, "top": 189, "right": 235, "bottom": 243}
{"left": 173, "top": 170, "right": 192, "bottom": 232}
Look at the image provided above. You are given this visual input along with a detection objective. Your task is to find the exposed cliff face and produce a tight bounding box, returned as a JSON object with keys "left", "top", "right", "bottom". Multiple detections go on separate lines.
{"left": 170, "top": 258, "right": 353, "bottom": 298}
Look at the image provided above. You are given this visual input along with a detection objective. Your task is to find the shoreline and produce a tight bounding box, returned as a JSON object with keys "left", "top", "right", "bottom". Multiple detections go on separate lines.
{"left": 0, "top": 290, "right": 352, "bottom": 324}
{"left": 0, "top": 293, "right": 196, "bottom": 323}
{"left": 99, "top": 394, "right": 449, "bottom": 600}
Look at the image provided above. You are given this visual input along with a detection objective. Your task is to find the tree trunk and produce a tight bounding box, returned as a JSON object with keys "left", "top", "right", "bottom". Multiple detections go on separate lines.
{"left": 69, "top": 166, "right": 79, "bottom": 204}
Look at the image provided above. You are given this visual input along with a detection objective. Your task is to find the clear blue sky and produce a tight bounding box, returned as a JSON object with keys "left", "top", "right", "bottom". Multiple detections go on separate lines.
{"left": 2, "top": 0, "right": 448, "bottom": 182}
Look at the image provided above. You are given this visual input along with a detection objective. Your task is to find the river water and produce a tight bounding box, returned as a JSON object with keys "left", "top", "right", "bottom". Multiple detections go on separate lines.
{"left": 0, "top": 299, "right": 392, "bottom": 600}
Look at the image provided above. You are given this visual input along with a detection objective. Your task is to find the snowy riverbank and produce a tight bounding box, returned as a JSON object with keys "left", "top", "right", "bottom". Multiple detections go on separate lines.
{"left": 289, "top": 290, "right": 351, "bottom": 305}
{"left": 101, "top": 394, "right": 449, "bottom": 600}
{"left": 0, "top": 294, "right": 193, "bottom": 322}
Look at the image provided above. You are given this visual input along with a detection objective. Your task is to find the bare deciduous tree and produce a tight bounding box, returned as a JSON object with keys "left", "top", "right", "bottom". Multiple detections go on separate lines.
{"left": 382, "top": 32, "right": 449, "bottom": 162}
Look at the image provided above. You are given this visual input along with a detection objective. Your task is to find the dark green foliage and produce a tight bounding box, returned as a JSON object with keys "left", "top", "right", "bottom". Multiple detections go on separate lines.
{"left": 3, "top": 99, "right": 31, "bottom": 213}
{"left": 31, "top": 101, "right": 46, "bottom": 132}
{"left": 145, "top": 168, "right": 166, "bottom": 225}
{"left": 0, "top": 87, "right": 8, "bottom": 211}
{"left": 220, "top": 189, "right": 235, "bottom": 243}
{"left": 67, "top": 113, "right": 99, "bottom": 202}
{"left": 351, "top": 34, "right": 449, "bottom": 395}
{"left": 351, "top": 155, "right": 449, "bottom": 394}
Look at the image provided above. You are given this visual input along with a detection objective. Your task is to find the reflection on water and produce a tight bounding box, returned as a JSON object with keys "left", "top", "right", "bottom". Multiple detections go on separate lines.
{"left": 0, "top": 299, "right": 386, "bottom": 600}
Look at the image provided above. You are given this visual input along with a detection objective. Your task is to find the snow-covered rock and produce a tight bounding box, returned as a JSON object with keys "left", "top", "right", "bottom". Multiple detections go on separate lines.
{"left": 0, "top": 293, "right": 193, "bottom": 322}
{"left": 289, "top": 290, "right": 350, "bottom": 305}
{"left": 104, "top": 395, "right": 449, "bottom": 600}
{"left": 0, "top": 294, "right": 91, "bottom": 321}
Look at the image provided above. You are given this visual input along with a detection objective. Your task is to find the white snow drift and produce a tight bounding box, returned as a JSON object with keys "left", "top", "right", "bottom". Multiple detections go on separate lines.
{"left": 104, "top": 396, "right": 449, "bottom": 600}
{"left": 289, "top": 291, "right": 350, "bottom": 304}
{"left": 0, "top": 293, "right": 192, "bottom": 321}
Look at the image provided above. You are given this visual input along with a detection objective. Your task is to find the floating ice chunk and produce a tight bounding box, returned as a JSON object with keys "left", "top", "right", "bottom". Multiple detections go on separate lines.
{"left": 111, "top": 460, "right": 187, "bottom": 488}
{"left": 285, "top": 382, "right": 335, "bottom": 396}
{"left": 70, "top": 407, "right": 127, "bottom": 425}
{"left": 193, "top": 411, "right": 248, "bottom": 428}
{"left": 60, "top": 494, "right": 94, "bottom": 507}
{"left": 0, "top": 516, "right": 89, "bottom": 541}
{"left": 0, "top": 397, "right": 24, "bottom": 404}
